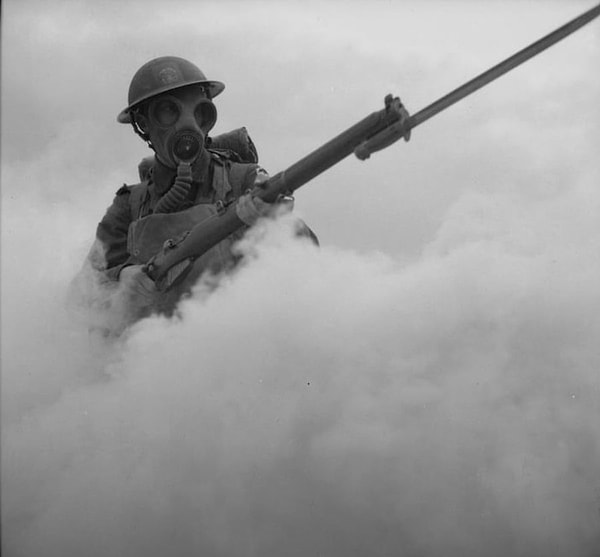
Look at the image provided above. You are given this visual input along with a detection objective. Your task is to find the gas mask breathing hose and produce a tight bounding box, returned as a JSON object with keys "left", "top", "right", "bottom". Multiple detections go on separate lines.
{"left": 153, "top": 131, "right": 202, "bottom": 214}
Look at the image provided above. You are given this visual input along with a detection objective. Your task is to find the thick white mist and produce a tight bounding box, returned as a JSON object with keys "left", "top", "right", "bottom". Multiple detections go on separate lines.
{"left": 3, "top": 181, "right": 600, "bottom": 556}
{"left": 3, "top": 2, "right": 599, "bottom": 556}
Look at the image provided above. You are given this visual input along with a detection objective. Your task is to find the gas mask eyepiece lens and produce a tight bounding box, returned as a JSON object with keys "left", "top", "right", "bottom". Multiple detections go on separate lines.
{"left": 194, "top": 101, "right": 217, "bottom": 131}
{"left": 151, "top": 98, "right": 180, "bottom": 127}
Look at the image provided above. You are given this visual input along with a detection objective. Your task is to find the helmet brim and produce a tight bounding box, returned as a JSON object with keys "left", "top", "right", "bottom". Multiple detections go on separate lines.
{"left": 117, "top": 80, "right": 225, "bottom": 124}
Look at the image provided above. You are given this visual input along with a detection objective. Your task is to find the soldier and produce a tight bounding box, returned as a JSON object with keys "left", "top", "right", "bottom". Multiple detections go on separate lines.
{"left": 80, "top": 56, "right": 316, "bottom": 333}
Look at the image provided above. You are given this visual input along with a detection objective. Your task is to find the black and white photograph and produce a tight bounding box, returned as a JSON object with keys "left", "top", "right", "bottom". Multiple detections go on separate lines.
{"left": 2, "top": 1, "right": 600, "bottom": 555}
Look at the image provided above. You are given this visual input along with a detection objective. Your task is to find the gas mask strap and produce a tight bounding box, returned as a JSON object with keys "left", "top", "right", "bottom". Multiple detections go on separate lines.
{"left": 129, "top": 111, "right": 155, "bottom": 152}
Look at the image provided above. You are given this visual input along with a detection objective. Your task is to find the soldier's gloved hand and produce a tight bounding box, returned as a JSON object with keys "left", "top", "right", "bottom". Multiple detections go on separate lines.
{"left": 255, "top": 168, "right": 295, "bottom": 213}
{"left": 235, "top": 169, "right": 293, "bottom": 226}
{"left": 235, "top": 192, "right": 272, "bottom": 226}
{"left": 118, "top": 264, "right": 158, "bottom": 315}
{"left": 236, "top": 169, "right": 271, "bottom": 226}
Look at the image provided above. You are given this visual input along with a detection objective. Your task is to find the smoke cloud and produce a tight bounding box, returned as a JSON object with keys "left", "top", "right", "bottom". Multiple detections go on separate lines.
{"left": 2, "top": 1, "right": 600, "bottom": 556}
{"left": 3, "top": 183, "right": 600, "bottom": 555}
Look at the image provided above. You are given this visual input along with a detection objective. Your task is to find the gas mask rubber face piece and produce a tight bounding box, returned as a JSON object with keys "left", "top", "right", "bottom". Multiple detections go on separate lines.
{"left": 141, "top": 85, "right": 217, "bottom": 168}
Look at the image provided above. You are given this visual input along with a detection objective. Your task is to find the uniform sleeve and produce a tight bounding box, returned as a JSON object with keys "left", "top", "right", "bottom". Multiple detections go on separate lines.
{"left": 93, "top": 186, "right": 135, "bottom": 281}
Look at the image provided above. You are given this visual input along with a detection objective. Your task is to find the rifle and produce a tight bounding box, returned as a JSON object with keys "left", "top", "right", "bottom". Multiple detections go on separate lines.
{"left": 145, "top": 3, "right": 600, "bottom": 292}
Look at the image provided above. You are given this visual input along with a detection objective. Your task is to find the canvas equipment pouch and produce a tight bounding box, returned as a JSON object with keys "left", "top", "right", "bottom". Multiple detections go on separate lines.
{"left": 127, "top": 203, "right": 245, "bottom": 310}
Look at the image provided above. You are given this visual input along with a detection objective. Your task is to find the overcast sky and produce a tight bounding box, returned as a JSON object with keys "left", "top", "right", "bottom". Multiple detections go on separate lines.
{"left": 3, "top": 0, "right": 598, "bottom": 255}
{"left": 2, "top": 2, "right": 600, "bottom": 556}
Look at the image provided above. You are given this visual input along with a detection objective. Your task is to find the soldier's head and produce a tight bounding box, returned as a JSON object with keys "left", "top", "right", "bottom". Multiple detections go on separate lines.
{"left": 117, "top": 56, "right": 225, "bottom": 169}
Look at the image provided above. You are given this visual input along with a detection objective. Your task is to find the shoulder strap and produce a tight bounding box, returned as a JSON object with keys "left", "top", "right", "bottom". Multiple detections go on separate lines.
{"left": 209, "top": 154, "right": 256, "bottom": 203}
{"left": 227, "top": 161, "right": 254, "bottom": 197}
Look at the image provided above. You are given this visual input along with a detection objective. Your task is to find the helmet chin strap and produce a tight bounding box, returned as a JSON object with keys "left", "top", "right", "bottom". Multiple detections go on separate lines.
{"left": 129, "top": 112, "right": 152, "bottom": 147}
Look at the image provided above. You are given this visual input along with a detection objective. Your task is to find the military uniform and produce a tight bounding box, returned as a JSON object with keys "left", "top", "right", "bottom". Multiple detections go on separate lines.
{"left": 96, "top": 150, "right": 260, "bottom": 273}
{"left": 78, "top": 56, "right": 316, "bottom": 330}
{"left": 91, "top": 147, "right": 271, "bottom": 311}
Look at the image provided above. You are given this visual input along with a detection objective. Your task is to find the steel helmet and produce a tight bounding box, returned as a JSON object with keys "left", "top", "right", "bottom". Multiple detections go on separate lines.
{"left": 117, "top": 56, "right": 225, "bottom": 124}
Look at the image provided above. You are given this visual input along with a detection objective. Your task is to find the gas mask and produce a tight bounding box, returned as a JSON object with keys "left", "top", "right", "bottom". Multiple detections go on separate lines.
{"left": 135, "top": 85, "right": 217, "bottom": 169}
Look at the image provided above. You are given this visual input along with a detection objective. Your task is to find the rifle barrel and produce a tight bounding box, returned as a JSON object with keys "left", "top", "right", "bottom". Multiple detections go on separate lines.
{"left": 408, "top": 3, "right": 600, "bottom": 130}
{"left": 261, "top": 104, "right": 402, "bottom": 200}
{"left": 146, "top": 3, "right": 600, "bottom": 288}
